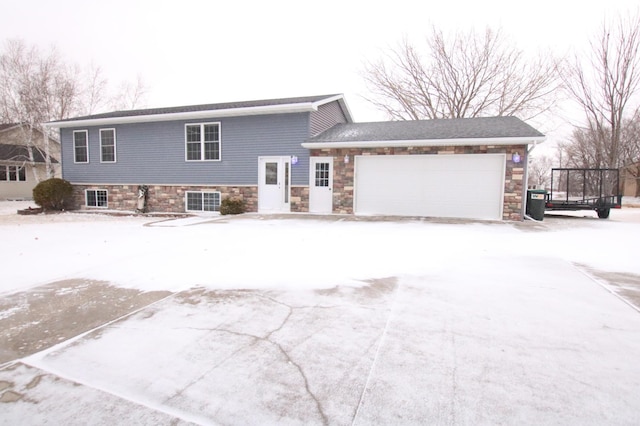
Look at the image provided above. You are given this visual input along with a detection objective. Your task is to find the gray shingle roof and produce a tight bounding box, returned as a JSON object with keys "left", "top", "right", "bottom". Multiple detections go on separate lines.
{"left": 0, "top": 123, "right": 19, "bottom": 132}
{"left": 0, "top": 144, "right": 57, "bottom": 163}
{"left": 306, "top": 116, "right": 544, "bottom": 142}
{"left": 50, "top": 94, "right": 342, "bottom": 123}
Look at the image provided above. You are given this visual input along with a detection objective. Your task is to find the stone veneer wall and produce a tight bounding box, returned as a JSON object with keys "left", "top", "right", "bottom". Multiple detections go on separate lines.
{"left": 310, "top": 145, "right": 527, "bottom": 221}
{"left": 291, "top": 186, "right": 309, "bottom": 212}
{"left": 71, "top": 185, "right": 259, "bottom": 213}
{"left": 71, "top": 184, "right": 311, "bottom": 214}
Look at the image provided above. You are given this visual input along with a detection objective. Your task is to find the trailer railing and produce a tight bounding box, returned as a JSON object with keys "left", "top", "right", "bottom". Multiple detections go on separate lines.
{"left": 545, "top": 168, "right": 622, "bottom": 218}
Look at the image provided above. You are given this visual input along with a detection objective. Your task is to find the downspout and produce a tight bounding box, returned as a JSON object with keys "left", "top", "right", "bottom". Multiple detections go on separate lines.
{"left": 522, "top": 140, "right": 539, "bottom": 220}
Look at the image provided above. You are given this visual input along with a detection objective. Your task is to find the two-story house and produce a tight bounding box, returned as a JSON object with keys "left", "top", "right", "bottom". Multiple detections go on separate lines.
{"left": 45, "top": 94, "right": 545, "bottom": 221}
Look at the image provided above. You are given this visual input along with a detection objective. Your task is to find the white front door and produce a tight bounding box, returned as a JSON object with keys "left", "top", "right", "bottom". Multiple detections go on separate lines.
{"left": 258, "top": 156, "right": 291, "bottom": 212}
{"left": 309, "top": 157, "right": 333, "bottom": 213}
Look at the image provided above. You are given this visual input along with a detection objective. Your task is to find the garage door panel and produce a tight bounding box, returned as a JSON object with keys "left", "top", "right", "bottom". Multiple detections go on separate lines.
{"left": 355, "top": 154, "right": 505, "bottom": 220}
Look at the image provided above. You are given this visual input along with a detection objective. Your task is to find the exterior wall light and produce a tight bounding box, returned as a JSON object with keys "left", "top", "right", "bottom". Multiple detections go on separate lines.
{"left": 512, "top": 152, "right": 521, "bottom": 163}
{"left": 344, "top": 155, "right": 350, "bottom": 164}
{"left": 291, "top": 155, "right": 298, "bottom": 165}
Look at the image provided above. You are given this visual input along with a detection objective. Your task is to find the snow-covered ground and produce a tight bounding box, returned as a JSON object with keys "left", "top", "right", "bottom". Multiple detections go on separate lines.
{"left": 1, "top": 200, "right": 640, "bottom": 424}
{"left": 1, "top": 200, "right": 639, "bottom": 295}
{"left": 623, "top": 196, "right": 640, "bottom": 206}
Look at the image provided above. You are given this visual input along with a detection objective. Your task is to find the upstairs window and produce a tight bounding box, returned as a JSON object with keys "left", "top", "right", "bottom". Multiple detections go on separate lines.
{"left": 74, "top": 130, "right": 89, "bottom": 163}
{"left": 186, "top": 123, "right": 220, "bottom": 161}
{"left": 100, "top": 128, "right": 117, "bottom": 163}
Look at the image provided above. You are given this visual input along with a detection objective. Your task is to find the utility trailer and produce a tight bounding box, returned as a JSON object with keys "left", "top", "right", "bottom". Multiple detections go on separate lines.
{"left": 545, "top": 168, "right": 622, "bottom": 219}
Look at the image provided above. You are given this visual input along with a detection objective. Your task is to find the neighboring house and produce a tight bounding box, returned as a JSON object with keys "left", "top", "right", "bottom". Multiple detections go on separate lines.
{"left": 0, "top": 123, "right": 61, "bottom": 200}
{"left": 621, "top": 163, "right": 639, "bottom": 197}
{"left": 45, "top": 94, "right": 545, "bottom": 221}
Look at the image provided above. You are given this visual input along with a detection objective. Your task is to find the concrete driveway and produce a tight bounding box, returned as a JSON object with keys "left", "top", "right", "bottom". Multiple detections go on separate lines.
{"left": 1, "top": 207, "right": 640, "bottom": 425}
{"left": 2, "top": 255, "right": 640, "bottom": 424}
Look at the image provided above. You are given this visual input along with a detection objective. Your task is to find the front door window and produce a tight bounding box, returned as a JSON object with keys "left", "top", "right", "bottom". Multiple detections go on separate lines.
{"left": 315, "top": 162, "right": 330, "bottom": 187}
{"left": 265, "top": 162, "right": 278, "bottom": 185}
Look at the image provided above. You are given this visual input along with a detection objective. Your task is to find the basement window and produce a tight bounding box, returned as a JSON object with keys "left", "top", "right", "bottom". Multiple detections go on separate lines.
{"left": 186, "top": 191, "right": 220, "bottom": 212}
{"left": 86, "top": 189, "right": 108, "bottom": 208}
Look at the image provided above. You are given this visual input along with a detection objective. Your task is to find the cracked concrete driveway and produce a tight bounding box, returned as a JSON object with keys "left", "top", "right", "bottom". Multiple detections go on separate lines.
{"left": 1, "top": 205, "right": 640, "bottom": 424}
{"left": 2, "top": 258, "right": 640, "bottom": 425}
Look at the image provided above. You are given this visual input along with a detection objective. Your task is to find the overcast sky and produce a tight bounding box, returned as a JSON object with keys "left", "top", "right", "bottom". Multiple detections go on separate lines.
{"left": 2, "top": 0, "right": 639, "bottom": 148}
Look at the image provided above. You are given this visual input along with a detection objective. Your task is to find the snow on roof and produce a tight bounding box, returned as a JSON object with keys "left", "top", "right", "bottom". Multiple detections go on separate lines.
{"left": 304, "top": 116, "right": 544, "bottom": 147}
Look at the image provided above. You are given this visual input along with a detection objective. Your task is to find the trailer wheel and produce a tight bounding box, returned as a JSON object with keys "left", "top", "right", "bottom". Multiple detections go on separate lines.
{"left": 596, "top": 208, "right": 610, "bottom": 219}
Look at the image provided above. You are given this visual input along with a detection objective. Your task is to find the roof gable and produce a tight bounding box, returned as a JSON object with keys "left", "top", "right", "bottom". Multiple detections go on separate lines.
{"left": 0, "top": 144, "right": 57, "bottom": 163}
{"left": 0, "top": 123, "right": 21, "bottom": 133}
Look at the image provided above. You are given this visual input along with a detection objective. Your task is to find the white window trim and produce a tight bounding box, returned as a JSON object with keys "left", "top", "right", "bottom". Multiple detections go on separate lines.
{"left": 184, "top": 122, "right": 221, "bottom": 162}
{"left": 1, "top": 165, "right": 27, "bottom": 182}
{"left": 185, "top": 191, "right": 221, "bottom": 213}
{"left": 85, "top": 189, "right": 108, "bottom": 208}
{"left": 73, "top": 130, "right": 89, "bottom": 164}
{"left": 99, "top": 128, "right": 117, "bottom": 163}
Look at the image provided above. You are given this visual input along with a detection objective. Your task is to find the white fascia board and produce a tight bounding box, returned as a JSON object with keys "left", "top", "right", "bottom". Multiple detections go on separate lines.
{"left": 44, "top": 102, "right": 318, "bottom": 129}
{"left": 302, "top": 136, "right": 546, "bottom": 149}
{"left": 311, "top": 94, "right": 355, "bottom": 123}
{"left": 312, "top": 94, "right": 344, "bottom": 107}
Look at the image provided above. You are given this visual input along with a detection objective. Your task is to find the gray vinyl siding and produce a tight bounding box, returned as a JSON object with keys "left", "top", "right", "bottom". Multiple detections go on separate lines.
{"left": 60, "top": 113, "right": 312, "bottom": 186}
{"left": 309, "top": 101, "right": 348, "bottom": 136}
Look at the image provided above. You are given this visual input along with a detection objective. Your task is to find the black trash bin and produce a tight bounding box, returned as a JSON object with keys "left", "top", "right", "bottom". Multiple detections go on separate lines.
{"left": 526, "top": 189, "right": 547, "bottom": 221}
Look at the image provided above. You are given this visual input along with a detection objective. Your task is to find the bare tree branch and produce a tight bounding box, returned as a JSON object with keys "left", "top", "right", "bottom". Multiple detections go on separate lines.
{"left": 562, "top": 12, "right": 640, "bottom": 169}
{"left": 0, "top": 39, "right": 150, "bottom": 183}
{"left": 109, "top": 74, "right": 148, "bottom": 111}
{"left": 362, "top": 26, "right": 561, "bottom": 121}
{"left": 528, "top": 154, "right": 554, "bottom": 188}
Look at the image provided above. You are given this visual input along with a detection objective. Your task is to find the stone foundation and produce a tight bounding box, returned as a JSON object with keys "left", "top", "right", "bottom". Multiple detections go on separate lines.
{"left": 291, "top": 186, "right": 309, "bottom": 212}
{"left": 72, "top": 184, "right": 310, "bottom": 214}
{"left": 72, "top": 184, "right": 259, "bottom": 214}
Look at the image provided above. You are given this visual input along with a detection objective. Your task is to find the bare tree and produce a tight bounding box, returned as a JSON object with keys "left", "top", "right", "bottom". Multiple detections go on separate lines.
{"left": 0, "top": 39, "right": 148, "bottom": 182}
{"left": 362, "top": 27, "right": 561, "bottom": 121}
{"left": 562, "top": 13, "right": 640, "bottom": 170}
{"left": 80, "top": 63, "right": 109, "bottom": 115}
{"left": 528, "top": 154, "right": 554, "bottom": 189}
{"left": 620, "top": 111, "right": 640, "bottom": 195}
{"left": 0, "top": 40, "right": 83, "bottom": 180}
{"left": 110, "top": 74, "right": 147, "bottom": 111}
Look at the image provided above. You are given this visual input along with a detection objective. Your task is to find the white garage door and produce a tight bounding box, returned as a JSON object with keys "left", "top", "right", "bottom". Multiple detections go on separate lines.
{"left": 355, "top": 154, "right": 506, "bottom": 220}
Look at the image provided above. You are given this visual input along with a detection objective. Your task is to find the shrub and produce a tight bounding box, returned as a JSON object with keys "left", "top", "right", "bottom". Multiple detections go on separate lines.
{"left": 32, "top": 178, "right": 74, "bottom": 211}
{"left": 220, "top": 197, "right": 244, "bottom": 215}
